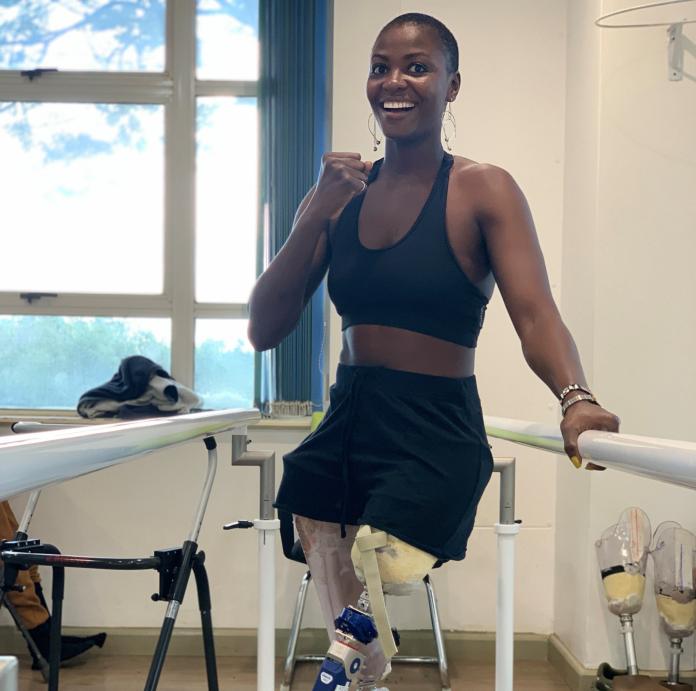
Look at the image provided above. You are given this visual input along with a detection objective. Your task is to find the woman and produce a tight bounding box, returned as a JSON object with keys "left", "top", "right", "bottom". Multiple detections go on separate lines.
{"left": 249, "top": 12, "right": 619, "bottom": 689}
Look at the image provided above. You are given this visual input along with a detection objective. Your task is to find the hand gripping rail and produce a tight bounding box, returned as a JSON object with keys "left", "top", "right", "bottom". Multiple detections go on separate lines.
{"left": 485, "top": 415, "right": 696, "bottom": 490}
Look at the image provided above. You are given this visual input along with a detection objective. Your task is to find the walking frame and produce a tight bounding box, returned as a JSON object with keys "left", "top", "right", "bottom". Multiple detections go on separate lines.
{"left": 0, "top": 424, "right": 221, "bottom": 691}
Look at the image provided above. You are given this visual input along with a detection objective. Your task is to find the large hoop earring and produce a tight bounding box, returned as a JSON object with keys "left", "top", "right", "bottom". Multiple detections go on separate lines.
{"left": 368, "top": 112, "right": 382, "bottom": 152}
{"left": 441, "top": 102, "right": 456, "bottom": 152}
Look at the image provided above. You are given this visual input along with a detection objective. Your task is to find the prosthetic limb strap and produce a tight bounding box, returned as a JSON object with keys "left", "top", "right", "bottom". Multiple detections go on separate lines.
{"left": 355, "top": 525, "right": 398, "bottom": 659}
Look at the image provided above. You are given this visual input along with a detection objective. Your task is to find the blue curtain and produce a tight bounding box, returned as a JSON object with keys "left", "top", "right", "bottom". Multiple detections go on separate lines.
{"left": 256, "top": 0, "right": 332, "bottom": 416}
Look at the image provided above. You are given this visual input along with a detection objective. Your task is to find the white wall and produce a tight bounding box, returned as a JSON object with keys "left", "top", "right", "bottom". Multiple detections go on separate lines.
{"left": 558, "top": 0, "right": 696, "bottom": 671}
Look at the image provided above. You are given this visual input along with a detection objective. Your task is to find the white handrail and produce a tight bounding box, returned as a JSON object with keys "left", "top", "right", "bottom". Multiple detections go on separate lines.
{"left": 485, "top": 415, "right": 696, "bottom": 691}
{"left": 485, "top": 415, "right": 696, "bottom": 489}
{"left": 0, "top": 409, "right": 260, "bottom": 501}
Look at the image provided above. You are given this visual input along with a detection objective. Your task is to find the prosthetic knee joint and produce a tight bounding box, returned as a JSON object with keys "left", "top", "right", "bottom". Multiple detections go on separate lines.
{"left": 312, "top": 525, "right": 436, "bottom": 690}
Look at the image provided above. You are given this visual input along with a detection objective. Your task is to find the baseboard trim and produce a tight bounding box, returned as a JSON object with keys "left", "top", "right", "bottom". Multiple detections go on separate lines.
{"left": 547, "top": 634, "right": 596, "bottom": 691}
{"left": 3, "top": 623, "right": 692, "bottom": 689}
{"left": 0, "top": 625, "right": 548, "bottom": 660}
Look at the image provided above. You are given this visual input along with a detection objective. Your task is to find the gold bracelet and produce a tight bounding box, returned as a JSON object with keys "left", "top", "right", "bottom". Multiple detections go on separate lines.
{"left": 561, "top": 393, "right": 598, "bottom": 416}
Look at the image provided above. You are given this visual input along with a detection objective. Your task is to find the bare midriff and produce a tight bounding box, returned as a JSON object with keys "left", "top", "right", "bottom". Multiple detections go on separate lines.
{"left": 339, "top": 324, "right": 476, "bottom": 378}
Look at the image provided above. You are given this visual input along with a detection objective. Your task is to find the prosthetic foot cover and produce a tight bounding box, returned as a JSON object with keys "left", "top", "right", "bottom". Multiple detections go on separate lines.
{"left": 313, "top": 656, "right": 352, "bottom": 690}
{"left": 312, "top": 606, "right": 376, "bottom": 690}
{"left": 351, "top": 525, "right": 436, "bottom": 659}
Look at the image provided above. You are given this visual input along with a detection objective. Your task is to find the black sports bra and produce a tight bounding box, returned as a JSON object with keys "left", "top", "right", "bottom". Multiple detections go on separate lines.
{"left": 327, "top": 153, "right": 489, "bottom": 348}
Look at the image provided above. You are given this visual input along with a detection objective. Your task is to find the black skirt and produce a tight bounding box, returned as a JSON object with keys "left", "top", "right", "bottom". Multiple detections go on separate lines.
{"left": 274, "top": 364, "right": 493, "bottom": 561}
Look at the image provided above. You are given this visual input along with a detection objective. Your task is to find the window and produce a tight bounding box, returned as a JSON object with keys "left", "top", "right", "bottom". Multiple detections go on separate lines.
{"left": 0, "top": 1, "right": 259, "bottom": 411}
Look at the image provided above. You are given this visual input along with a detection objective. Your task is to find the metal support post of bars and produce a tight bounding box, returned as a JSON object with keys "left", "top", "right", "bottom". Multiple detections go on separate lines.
{"left": 230, "top": 434, "right": 278, "bottom": 691}
{"left": 493, "top": 457, "right": 519, "bottom": 691}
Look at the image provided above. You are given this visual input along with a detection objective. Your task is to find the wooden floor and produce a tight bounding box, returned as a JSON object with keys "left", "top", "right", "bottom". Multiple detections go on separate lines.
{"left": 15, "top": 653, "right": 573, "bottom": 690}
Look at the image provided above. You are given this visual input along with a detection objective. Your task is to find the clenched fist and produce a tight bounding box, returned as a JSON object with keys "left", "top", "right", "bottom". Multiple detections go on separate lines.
{"left": 307, "top": 152, "right": 373, "bottom": 222}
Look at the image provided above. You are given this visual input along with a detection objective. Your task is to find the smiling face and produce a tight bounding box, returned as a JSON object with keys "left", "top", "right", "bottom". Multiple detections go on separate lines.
{"left": 367, "top": 23, "right": 460, "bottom": 146}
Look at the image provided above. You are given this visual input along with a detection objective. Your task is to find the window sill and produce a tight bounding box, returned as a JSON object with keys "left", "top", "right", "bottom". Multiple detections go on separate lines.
{"left": 0, "top": 410, "right": 311, "bottom": 431}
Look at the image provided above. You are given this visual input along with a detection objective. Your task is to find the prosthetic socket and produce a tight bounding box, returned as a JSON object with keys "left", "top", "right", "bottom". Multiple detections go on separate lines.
{"left": 650, "top": 522, "right": 696, "bottom": 689}
{"left": 595, "top": 507, "right": 652, "bottom": 678}
{"left": 596, "top": 507, "right": 651, "bottom": 618}
{"left": 651, "top": 522, "right": 696, "bottom": 639}
{"left": 312, "top": 525, "right": 436, "bottom": 690}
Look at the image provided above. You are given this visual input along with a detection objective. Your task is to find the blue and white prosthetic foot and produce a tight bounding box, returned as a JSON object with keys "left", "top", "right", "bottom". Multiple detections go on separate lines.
{"left": 312, "top": 602, "right": 378, "bottom": 690}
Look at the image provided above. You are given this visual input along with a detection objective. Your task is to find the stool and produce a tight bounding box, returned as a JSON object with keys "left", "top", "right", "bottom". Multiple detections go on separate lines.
{"left": 279, "top": 534, "right": 451, "bottom": 691}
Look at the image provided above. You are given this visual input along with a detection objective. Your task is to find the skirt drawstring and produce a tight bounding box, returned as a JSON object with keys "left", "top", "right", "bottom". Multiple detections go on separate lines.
{"left": 338, "top": 369, "right": 366, "bottom": 538}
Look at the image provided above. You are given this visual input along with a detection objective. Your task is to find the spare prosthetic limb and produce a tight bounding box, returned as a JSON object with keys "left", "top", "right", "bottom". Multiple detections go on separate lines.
{"left": 650, "top": 522, "right": 696, "bottom": 690}
{"left": 594, "top": 508, "right": 652, "bottom": 690}
{"left": 310, "top": 524, "right": 436, "bottom": 690}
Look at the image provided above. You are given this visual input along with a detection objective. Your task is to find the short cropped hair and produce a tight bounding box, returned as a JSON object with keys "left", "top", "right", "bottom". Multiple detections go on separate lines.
{"left": 378, "top": 13, "right": 459, "bottom": 73}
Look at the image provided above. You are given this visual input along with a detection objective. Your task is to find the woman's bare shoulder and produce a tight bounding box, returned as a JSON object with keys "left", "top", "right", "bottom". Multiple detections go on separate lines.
{"left": 450, "top": 156, "right": 523, "bottom": 212}
{"left": 451, "top": 155, "right": 516, "bottom": 188}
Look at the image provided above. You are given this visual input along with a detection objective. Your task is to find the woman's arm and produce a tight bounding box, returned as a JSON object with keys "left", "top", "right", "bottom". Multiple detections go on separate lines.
{"left": 248, "top": 153, "right": 371, "bottom": 351}
{"left": 247, "top": 186, "right": 328, "bottom": 351}
{"left": 475, "top": 165, "right": 619, "bottom": 467}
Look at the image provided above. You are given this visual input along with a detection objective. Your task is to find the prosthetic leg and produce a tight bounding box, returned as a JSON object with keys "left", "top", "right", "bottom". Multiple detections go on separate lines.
{"left": 308, "top": 523, "right": 436, "bottom": 691}
{"left": 650, "top": 522, "right": 696, "bottom": 690}
{"left": 312, "top": 595, "right": 378, "bottom": 690}
{"left": 594, "top": 507, "right": 655, "bottom": 691}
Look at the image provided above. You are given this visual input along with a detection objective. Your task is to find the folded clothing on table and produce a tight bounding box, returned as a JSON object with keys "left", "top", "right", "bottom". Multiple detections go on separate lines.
{"left": 77, "top": 355, "right": 203, "bottom": 419}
